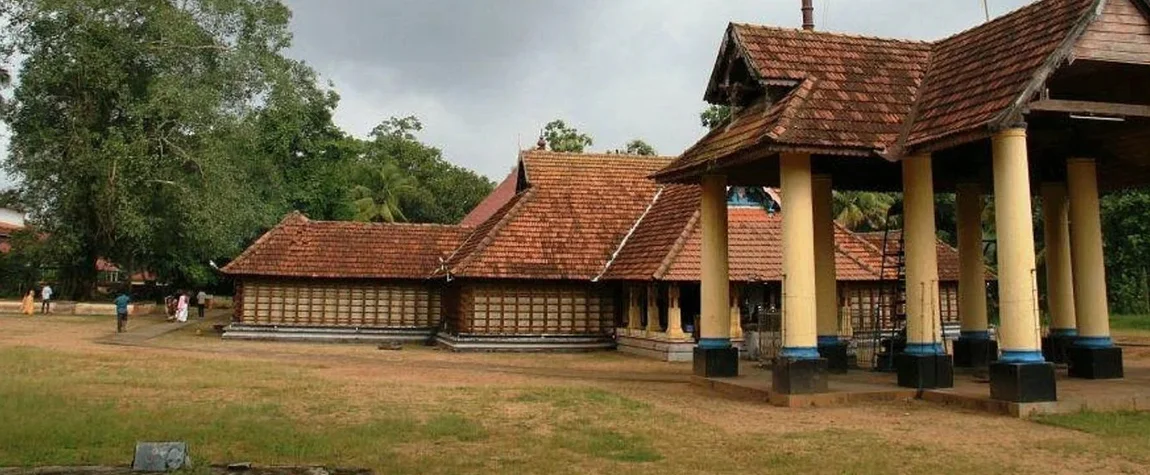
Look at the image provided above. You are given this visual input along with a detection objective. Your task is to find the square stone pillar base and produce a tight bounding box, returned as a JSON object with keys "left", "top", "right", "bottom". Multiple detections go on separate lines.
{"left": 953, "top": 338, "right": 998, "bottom": 368}
{"left": 1067, "top": 346, "right": 1124, "bottom": 380}
{"left": 990, "top": 362, "right": 1057, "bottom": 402}
{"left": 896, "top": 353, "right": 954, "bottom": 389}
{"left": 1040, "top": 334, "right": 1076, "bottom": 365}
{"left": 817, "top": 342, "right": 850, "bottom": 374}
{"left": 693, "top": 346, "right": 739, "bottom": 378}
{"left": 772, "top": 357, "right": 829, "bottom": 394}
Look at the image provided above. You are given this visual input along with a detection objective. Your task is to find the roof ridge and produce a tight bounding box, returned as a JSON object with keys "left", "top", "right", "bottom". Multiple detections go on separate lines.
{"left": 766, "top": 78, "right": 817, "bottom": 141}
{"left": 933, "top": 0, "right": 1082, "bottom": 46}
{"left": 730, "top": 22, "right": 930, "bottom": 45}
{"left": 654, "top": 207, "right": 703, "bottom": 280}
{"left": 449, "top": 188, "right": 535, "bottom": 277}
{"left": 521, "top": 150, "right": 678, "bottom": 161}
{"left": 305, "top": 220, "right": 472, "bottom": 229}
{"left": 594, "top": 186, "right": 666, "bottom": 282}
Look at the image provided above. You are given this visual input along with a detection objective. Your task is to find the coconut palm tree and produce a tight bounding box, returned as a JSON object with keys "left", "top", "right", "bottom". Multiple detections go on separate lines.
{"left": 349, "top": 162, "right": 418, "bottom": 223}
{"left": 833, "top": 191, "right": 898, "bottom": 231}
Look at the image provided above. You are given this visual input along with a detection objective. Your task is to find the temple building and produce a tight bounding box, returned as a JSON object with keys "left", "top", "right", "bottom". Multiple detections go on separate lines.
{"left": 223, "top": 149, "right": 967, "bottom": 365}
{"left": 654, "top": 0, "right": 1147, "bottom": 402}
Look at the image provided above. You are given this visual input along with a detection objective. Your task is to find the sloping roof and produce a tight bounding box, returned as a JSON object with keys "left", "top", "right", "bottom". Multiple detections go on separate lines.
{"left": 459, "top": 167, "right": 518, "bottom": 227}
{"left": 906, "top": 0, "right": 1097, "bottom": 147}
{"left": 854, "top": 231, "right": 966, "bottom": 282}
{"left": 443, "top": 151, "right": 675, "bottom": 280}
{"left": 656, "top": 0, "right": 1111, "bottom": 181}
{"left": 222, "top": 212, "right": 472, "bottom": 279}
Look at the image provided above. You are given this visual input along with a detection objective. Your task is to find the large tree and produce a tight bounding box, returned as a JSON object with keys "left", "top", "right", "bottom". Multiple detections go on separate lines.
{"left": 359, "top": 116, "right": 493, "bottom": 224}
{"left": 1, "top": 0, "right": 313, "bottom": 295}
{"left": 542, "top": 119, "right": 593, "bottom": 153}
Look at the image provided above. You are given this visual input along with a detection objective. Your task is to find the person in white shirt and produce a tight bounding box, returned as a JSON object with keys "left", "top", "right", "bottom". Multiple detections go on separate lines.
{"left": 40, "top": 284, "right": 53, "bottom": 314}
{"left": 196, "top": 290, "right": 208, "bottom": 319}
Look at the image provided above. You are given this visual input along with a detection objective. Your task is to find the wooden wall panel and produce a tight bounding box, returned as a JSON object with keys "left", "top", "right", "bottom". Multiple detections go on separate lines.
{"left": 238, "top": 279, "right": 442, "bottom": 328}
{"left": 462, "top": 282, "right": 615, "bottom": 336}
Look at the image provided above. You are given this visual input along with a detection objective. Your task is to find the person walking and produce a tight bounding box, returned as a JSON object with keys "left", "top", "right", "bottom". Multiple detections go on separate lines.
{"left": 196, "top": 290, "right": 208, "bottom": 319}
{"left": 21, "top": 290, "right": 34, "bottom": 316}
{"left": 40, "top": 284, "right": 52, "bottom": 314}
{"left": 114, "top": 291, "right": 131, "bottom": 333}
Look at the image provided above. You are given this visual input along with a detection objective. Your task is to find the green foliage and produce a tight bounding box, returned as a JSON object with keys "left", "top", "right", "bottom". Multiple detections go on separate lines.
{"left": 1101, "top": 189, "right": 1150, "bottom": 314}
{"left": 1, "top": 0, "right": 309, "bottom": 294}
{"left": 359, "top": 116, "right": 494, "bottom": 224}
{"left": 700, "top": 104, "right": 731, "bottom": 130}
{"left": 0, "top": 1, "right": 492, "bottom": 297}
{"left": 621, "top": 139, "right": 657, "bottom": 156}
{"left": 349, "top": 162, "right": 417, "bottom": 223}
{"left": 542, "top": 119, "right": 593, "bottom": 153}
{"left": 832, "top": 191, "right": 898, "bottom": 232}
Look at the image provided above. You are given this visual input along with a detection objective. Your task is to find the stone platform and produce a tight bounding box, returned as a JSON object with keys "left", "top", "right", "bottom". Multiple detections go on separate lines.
{"left": 693, "top": 360, "right": 1150, "bottom": 418}
{"left": 616, "top": 329, "right": 744, "bottom": 362}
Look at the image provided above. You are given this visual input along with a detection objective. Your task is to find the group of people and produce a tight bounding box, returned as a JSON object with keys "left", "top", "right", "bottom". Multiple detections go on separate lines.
{"left": 14, "top": 283, "right": 210, "bottom": 334}
{"left": 19, "top": 284, "right": 53, "bottom": 316}
{"left": 165, "top": 289, "right": 209, "bottom": 323}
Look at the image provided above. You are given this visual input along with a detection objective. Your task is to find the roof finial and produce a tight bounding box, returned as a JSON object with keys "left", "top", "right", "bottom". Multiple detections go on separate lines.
{"left": 536, "top": 131, "right": 547, "bottom": 150}
{"left": 802, "top": 0, "right": 815, "bottom": 31}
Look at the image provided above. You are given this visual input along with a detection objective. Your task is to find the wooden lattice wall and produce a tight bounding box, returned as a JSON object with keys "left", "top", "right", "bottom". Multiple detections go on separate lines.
{"left": 844, "top": 282, "right": 961, "bottom": 332}
{"left": 236, "top": 279, "right": 441, "bottom": 328}
{"left": 451, "top": 281, "right": 615, "bottom": 335}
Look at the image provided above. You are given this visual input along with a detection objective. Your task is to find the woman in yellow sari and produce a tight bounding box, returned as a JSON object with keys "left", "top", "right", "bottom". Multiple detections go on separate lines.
{"left": 21, "top": 290, "right": 34, "bottom": 315}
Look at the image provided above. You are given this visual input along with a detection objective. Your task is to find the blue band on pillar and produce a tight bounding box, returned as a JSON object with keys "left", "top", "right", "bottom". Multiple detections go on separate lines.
{"left": 780, "top": 346, "right": 820, "bottom": 359}
{"left": 999, "top": 350, "right": 1045, "bottom": 363}
{"left": 904, "top": 342, "right": 945, "bottom": 355}
{"left": 1073, "top": 336, "right": 1113, "bottom": 348}
{"left": 817, "top": 335, "right": 841, "bottom": 347}
{"left": 697, "top": 337, "right": 731, "bottom": 349}
{"left": 959, "top": 330, "right": 990, "bottom": 341}
{"left": 1050, "top": 328, "right": 1078, "bottom": 337}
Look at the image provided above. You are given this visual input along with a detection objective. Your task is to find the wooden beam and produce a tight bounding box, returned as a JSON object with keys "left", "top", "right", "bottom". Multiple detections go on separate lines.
{"left": 1027, "top": 99, "right": 1150, "bottom": 118}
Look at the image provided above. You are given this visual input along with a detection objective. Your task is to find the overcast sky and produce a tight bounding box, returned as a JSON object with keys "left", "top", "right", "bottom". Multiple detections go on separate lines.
{"left": 0, "top": 0, "right": 1036, "bottom": 185}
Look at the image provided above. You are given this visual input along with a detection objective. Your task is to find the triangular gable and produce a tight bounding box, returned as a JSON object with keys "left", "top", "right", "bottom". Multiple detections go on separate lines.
{"left": 1074, "top": 0, "right": 1150, "bottom": 65}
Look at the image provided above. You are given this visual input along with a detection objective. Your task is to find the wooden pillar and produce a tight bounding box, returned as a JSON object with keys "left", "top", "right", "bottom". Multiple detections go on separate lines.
{"left": 646, "top": 282, "right": 661, "bottom": 333}
{"left": 729, "top": 283, "right": 743, "bottom": 339}
{"left": 627, "top": 285, "right": 641, "bottom": 331}
{"left": 902, "top": 154, "right": 944, "bottom": 354}
{"left": 1041, "top": 182, "right": 1077, "bottom": 336}
{"left": 956, "top": 183, "right": 989, "bottom": 337}
{"left": 699, "top": 174, "right": 731, "bottom": 348}
{"left": 992, "top": 128, "right": 1043, "bottom": 362}
{"left": 813, "top": 174, "right": 839, "bottom": 347}
{"left": 667, "top": 283, "right": 686, "bottom": 339}
{"left": 780, "top": 152, "right": 818, "bottom": 358}
{"left": 1067, "top": 158, "right": 1111, "bottom": 345}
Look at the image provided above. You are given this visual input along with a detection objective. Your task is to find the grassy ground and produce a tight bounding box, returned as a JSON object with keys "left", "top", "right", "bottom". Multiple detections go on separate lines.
{"left": 1035, "top": 411, "right": 1150, "bottom": 466}
{"left": 1112, "top": 314, "right": 1150, "bottom": 336}
{"left": 2, "top": 314, "right": 1150, "bottom": 474}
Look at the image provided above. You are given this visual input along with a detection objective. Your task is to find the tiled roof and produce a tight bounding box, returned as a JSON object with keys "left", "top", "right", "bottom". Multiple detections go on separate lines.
{"left": 854, "top": 231, "right": 967, "bottom": 282}
{"left": 221, "top": 212, "right": 472, "bottom": 279}
{"left": 444, "top": 151, "right": 675, "bottom": 280}
{"left": 907, "top": 0, "right": 1096, "bottom": 147}
{"left": 656, "top": 0, "right": 1107, "bottom": 181}
{"left": 601, "top": 188, "right": 890, "bottom": 283}
{"left": 459, "top": 167, "right": 518, "bottom": 227}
